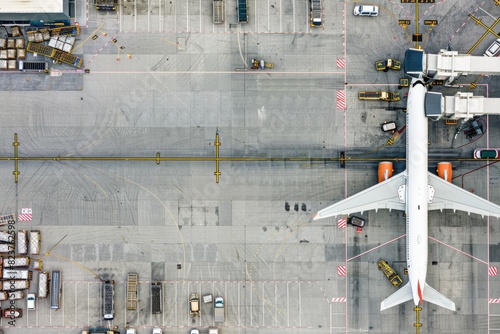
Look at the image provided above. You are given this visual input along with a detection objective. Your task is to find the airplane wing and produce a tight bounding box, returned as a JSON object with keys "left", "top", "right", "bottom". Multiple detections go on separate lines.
{"left": 313, "top": 171, "right": 406, "bottom": 220}
{"left": 428, "top": 172, "right": 500, "bottom": 219}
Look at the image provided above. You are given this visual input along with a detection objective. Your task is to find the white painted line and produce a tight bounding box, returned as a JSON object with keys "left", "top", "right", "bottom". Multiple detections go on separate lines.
{"left": 237, "top": 281, "right": 241, "bottom": 327}
{"left": 262, "top": 282, "right": 265, "bottom": 326}
{"left": 199, "top": 0, "right": 202, "bottom": 32}
{"left": 279, "top": 0, "right": 282, "bottom": 33}
{"left": 148, "top": 0, "right": 151, "bottom": 32}
{"left": 274, "top": 282, "right": 277, "bottom": 326}
{"left": 286, "top": 281, "right": 289, "bottom": 326}
{"left": 134, "top": 0, "right": 137, "bottom": 32}
{"left": 186, "top": 0, "right": 189, "bottom": 33}
{"left": 87, "top": 282, "right": 90, "bottom": 326}
{"left": 298, "top": 281, "right": 301, "bottom": 326}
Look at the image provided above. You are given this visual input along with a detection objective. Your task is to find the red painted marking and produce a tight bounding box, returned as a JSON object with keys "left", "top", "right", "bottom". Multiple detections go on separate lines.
{"left": 417, "top": 280, "right": 423, "bottom": 304}
{"left": 337, "top": 266, "right": 346, "bottom": 276}
{"left": 489, "top": 266, "right": 498, "bottom": 276}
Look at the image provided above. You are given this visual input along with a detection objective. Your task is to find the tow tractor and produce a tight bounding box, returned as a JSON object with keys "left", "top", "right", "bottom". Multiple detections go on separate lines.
{"left": 375, "top": 58, "right": 401, "bottom": 71}
{"left": 251, "top": 59, "right": 274, "bottom": 70}
{"left": 377, "top": 260, "right": 403, "bottom": 287}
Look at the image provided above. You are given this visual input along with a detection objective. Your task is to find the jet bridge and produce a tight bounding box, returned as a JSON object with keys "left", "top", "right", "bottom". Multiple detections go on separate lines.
{"left": 426, "top": 50, "right": 500, "bottom": 83}
{"left": 425, "top": 91, "right": 500, "bottom": 121}
{"left": 404, "top": 48, "right": 500, "bottom": 84}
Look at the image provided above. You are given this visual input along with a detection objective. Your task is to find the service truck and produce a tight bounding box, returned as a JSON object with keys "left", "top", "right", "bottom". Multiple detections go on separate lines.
{"left": 39, "top": 271, "right": 49, "bottom": 298}
{"left": 213, "top": 0, "right": 224, "bottom": 24}
{"left": 3, "top": 269, "right": 32, "bottom": 280}
{"left": 377, "top": 260, "right": 403, "bottom": 287}
{"left": 151, "top": 281, "right": 163, "bottom": 314}
{"left": 3, "top": 279, "right": 30, "bottom": 290}
{"left": 375, "top": 58, "right": 401, "bottom": 71}
{"left": 214, "top": 296, "right": 224, "bottom": 323}
{"left": 310, "top": 0, "right": 322, "bottom": 26}
{"left": 358, "top": 91, "right": 400, "bottom": 102}
{"left": 127, "top": 273, "right": 138, "bottom": 310}
{"left": 102, "top": 280, "right": 115, "bottom": 320}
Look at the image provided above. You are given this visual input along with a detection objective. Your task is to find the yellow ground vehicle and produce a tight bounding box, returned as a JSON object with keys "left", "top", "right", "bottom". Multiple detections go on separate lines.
{"left": 375, "top": 58, "right": 401, "bottom": 71}
{"left": 358, "top": 91, "right": 400, "bottom": 102}
{"left": 377, "top": 260, "right": 403, "bottom": 287}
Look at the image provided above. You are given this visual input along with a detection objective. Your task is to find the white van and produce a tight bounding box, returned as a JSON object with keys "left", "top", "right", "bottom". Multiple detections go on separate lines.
{"left": 484, "top": 39, "right": 500, "bottom": 57}
{"left": 353, "top": 5, "right": 378, "bottom": 16}
{"left": 27, "top": 293, "right": 36, "bottom": 310}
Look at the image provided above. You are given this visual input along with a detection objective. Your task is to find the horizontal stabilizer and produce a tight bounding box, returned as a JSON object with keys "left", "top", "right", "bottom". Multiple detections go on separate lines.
{"left": 380, "top": 282, "right": 413, "bottom": 311}
{"left": 423, "top": 282, "right": 456, "bottom": 311}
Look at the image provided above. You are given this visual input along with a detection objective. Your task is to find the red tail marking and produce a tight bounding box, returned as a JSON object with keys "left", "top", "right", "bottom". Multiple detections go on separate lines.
{"left": 417, "top": 280, "right": 423, "bottom": 304}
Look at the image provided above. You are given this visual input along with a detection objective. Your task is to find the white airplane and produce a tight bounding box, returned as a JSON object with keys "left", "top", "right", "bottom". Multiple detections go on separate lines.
{"left": 314, "top": 77, "right": 500, "bottom": 311}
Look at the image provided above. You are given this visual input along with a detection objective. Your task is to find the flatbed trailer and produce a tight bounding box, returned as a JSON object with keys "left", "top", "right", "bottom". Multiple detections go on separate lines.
{"left": 238, "top": 0, "right": 248, "bottom": 23}
{"left": 213, "top": 0, "right": 224, "bottom": 24}
{"left": 358, "top": 91, "right": 400, "bottom": 102}
{"left": 127, "top": 273, "right": 138, "bottom": 310}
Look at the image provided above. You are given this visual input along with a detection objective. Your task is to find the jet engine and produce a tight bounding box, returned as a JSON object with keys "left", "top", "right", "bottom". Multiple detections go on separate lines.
{"left": 436, "top": 162, "right": 452, "bottom": 182}
{"left": 378, "top": 161, "right": 394, "bottom": 183}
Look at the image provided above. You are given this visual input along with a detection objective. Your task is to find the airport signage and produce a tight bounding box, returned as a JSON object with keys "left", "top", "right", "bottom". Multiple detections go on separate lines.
{"left": 424, "top": 20, "right": 438, "bottom": 25}
{"left": 399, "top": 20, "right": 411, "bottom": 26}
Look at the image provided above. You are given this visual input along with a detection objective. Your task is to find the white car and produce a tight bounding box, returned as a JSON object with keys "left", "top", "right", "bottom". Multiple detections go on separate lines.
{"left": 190, "top": 329, "right": 200, "bottom": 334}
{"left": 152, "top": 327, "right": 162, "bottom": 334}
{"left": 484, "top": 39, "right": 500, "bottom": 57}
{"left": 27, "top": 293, "right": 36, "bottom": 310}
{"left": 353, "top": 5, "right": 378, "bottom": 17}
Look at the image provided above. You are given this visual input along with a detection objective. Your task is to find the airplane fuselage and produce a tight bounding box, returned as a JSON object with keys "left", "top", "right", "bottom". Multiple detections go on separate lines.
{"left": 405, "top": 80, "right": 428, "bottom": 306}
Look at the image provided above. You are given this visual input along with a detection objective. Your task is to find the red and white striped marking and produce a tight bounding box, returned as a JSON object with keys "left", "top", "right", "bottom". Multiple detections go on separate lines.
{"left": 489, "top": 266, "right": 498, "bottom": 276}
{"left": 336, "top": 90, "right": 346, "bottom": 110}
{"left": 18, "top": 208, "right": 32, "bottom": 221}
{"left": 331, "top": 297, "right": 346, "bottom": 302}
{"left": 337, "top": 266, "right": 346, "bottom": 276}
{"left": 337, "top": 218, "right": 347, "bottom": 228}
{"left": 336, "top": 58, "right": 346, "bottom": 68}
{"left": 489, "top": 299, "right": 500, "bottom": 303}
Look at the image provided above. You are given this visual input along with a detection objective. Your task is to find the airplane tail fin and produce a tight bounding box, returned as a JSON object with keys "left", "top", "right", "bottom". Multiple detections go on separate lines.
{"left": 380, "top": 282, "right": 413, "bottom": 311}
{"left": 422, "top": 282, "right": 456, "bottom": 311}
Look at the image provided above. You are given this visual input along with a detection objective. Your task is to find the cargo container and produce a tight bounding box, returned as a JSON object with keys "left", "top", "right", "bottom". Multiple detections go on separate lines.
{"left": 0, "top": 231, "right": 14, "bottom": 243}
{"left": 39, "top": 271, "right": 49, "bottom": 298}
{"left": 2, "top": 279, "right": 30, "bottom": 290}
{"left": 30, "top": 231, "right": 41, "bottom": 255}
{"left": 17, "top": 230, "right": 28, "bottom": 255}
{"left": 151, "top": 282, "right": 163, "bottom": 314}
{"left": 2, "top": 256, "right": 30, "bottom": 267}
{"left": 0, "top": 243, "right": 15, "bottom": 253}
{"left": 3, "top": 269, "right": 33, "bottom": 280}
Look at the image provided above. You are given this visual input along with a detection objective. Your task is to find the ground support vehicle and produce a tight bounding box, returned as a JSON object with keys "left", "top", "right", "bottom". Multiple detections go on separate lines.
{"left": 238, "top": 0, "right": 248, "bottom": 23}
{"left": 103, "top": 280, "right": 115, "bottom": 320}
{"left": 151, "top": 282, "right": 163, "bottom": 314}
{"left": 358, "top": 91, "right": 400, "bottom": 102}
{"left": 2, "top": 279, "right": 29, "bottom": 290}
{"left": 376, "top": 58, "right": 401, "bottom": 71}
{"left": 127, "top": 273, "right": 138, "bottom": 310}
{"left": 214, "top": 296, "right": 224, "bottom": 322}
{"left": 39, "top": 271, "right": 49, "bottom": 298}
{"left": 190, "top": 293, "right": 200, "bottom": 316}
{"left": 95, "top": 0, "right": 116, "bottom": 10}
{"left": 251, "top": 59, "right": 274, "bottom": 69}
{"left": 309, "top": 0, "right": 322, "bottom": 26}
{"left": 213, "top": 0, "right": 224, "bottom": 24}
{"left": 377, "top": 260, "right": 403, "bottom": 287}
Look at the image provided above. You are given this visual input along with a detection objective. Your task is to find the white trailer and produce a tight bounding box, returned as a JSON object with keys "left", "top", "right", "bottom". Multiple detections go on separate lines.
{"left": 17, "top": 230, "right": 28, "bottom": 255}
{"left": 2, "top": 279, "right": 30, "bottom": 290}
{"left": 30, "top": 230, "right": 41, "bottom": 255}
{"left": 39, "top": 271, "right": 49, "bottom": 298}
